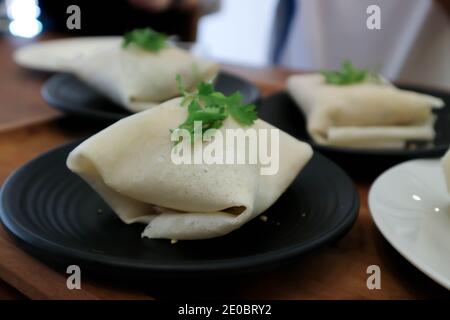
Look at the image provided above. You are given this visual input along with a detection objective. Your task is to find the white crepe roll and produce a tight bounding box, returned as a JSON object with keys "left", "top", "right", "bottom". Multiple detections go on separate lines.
{"left": 67, "top": 98, "right": 313, "bottom": 240}
{"left": 442, "top": 149, "right": 450, "bottom": 194}
{"left": 287, "top": 74, "right": 444, "bottom": 148}
{"left": 73, "top": 45, "right": 219, "bottom": 112}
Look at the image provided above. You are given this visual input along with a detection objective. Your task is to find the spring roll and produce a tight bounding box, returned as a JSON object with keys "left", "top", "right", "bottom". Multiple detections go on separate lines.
{"left": 73, "top": 44, "right": 219, "bottom": 112}
{"left": 442, "top": 149, "right": 450, "bottom": 193}
{"left": 67, "top": 98, "right": 313, "bottom": 240}
{"left": 287, "top": 73, "right": 444, "bottom": 148}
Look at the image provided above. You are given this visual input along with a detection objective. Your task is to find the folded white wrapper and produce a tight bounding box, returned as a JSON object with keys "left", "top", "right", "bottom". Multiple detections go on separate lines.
{"left": 67, "top": 98, "right": 313, "bottom": 240}
{"left": 442, "top": 149, "right": 450, "bottom": 193}
{"left": 72, "top": 45, "right": 219, "bottom": 112}
{"left": 287, "top": 74, "right": 444, "bottom": 148}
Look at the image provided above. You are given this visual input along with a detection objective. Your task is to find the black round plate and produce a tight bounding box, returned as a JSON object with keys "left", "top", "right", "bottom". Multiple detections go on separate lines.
{"left": 258, "top": 86, "right": 450, "bottom": 179}
{"left": 42, "top": 72, "right": 260, "bottom": 122}
{"left": 0, "top": 142, "right": 358, "bottom": 279}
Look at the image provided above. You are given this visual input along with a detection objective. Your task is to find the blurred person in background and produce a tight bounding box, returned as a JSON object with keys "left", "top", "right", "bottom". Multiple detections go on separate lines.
{"left": 272, "top": 0, "right": 450, "bottom": 88}
{"left": 39, "top": 0, "right": 219, "bottom": 41}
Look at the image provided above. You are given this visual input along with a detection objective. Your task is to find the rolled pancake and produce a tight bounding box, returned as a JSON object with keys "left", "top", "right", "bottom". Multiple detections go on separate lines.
{"left": 73, "top": 45, "right": 219, "bottom": 112}
{"left": 67, "top": 98, "right": 313, "bottom": 240}
{"left": 287, "top": 74, "right": 444, "bottom": 148}
{"left": 442, "top": 149, "right": 450, "bottom": 193}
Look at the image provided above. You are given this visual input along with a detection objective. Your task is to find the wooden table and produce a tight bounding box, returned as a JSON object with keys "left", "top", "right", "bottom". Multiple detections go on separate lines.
{"left": 0, "top": 34, "right": 449, "bottom": 300}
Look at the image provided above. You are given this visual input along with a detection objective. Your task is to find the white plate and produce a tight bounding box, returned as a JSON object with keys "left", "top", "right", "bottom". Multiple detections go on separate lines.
{"left": 13, "top": 36, "right": 121, "bottom": 72}
{"left": 369, "top": 159, "right": 450, "bottom": 290}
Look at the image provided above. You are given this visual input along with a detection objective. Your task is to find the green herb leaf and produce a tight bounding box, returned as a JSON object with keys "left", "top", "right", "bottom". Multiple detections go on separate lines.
{"left": 227, "top": 92, "right": 258, "bottom": 126}
{"left": 173, "top": 76, "right": 257, "bottom": 144}
{"left": 122, "top": 28, "right": 168, "bottom": 52}
{"left": 321, "top": 60, "right": 380, "bottom": 85}
{"left": 197, "top": 82, "right": 215, "bottom": 96}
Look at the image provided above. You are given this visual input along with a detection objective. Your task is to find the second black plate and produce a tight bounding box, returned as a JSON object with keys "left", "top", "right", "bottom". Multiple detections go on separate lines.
{"left": 42, "top": 72, "right": 260, "bottom": 122}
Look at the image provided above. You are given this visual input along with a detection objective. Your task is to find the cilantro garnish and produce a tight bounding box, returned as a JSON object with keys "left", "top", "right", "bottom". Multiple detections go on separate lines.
{"left": 122, "top": 28, "right": 168, "bottom": 52}
{"left": 321, "top": 60, "right": 380, "bottom": 85}
{"left": 173, "top": 76, "right": 258, "bottom": 143}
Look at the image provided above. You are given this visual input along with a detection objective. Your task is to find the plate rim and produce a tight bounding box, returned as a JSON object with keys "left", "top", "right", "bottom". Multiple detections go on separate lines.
{"left": 0, "top": 141, "right": 359, "bottom": 275}
{"left": 368, "top": 158, "right": 450, "bottom": 290}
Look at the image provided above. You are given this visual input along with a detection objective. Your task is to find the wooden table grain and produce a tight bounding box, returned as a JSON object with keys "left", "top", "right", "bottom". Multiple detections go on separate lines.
{"left": 0, "top": 34, "right": 449, "bottom": 300}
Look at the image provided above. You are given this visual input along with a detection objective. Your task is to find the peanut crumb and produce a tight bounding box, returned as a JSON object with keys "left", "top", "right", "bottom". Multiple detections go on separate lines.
{"left": 259, "top": 215, "right": 268, "bottom": 222}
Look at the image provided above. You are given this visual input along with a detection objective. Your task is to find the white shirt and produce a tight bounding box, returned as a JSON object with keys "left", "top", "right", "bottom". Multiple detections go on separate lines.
{"left": 279, "top": 0, "right": 450, "bottom": 88}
